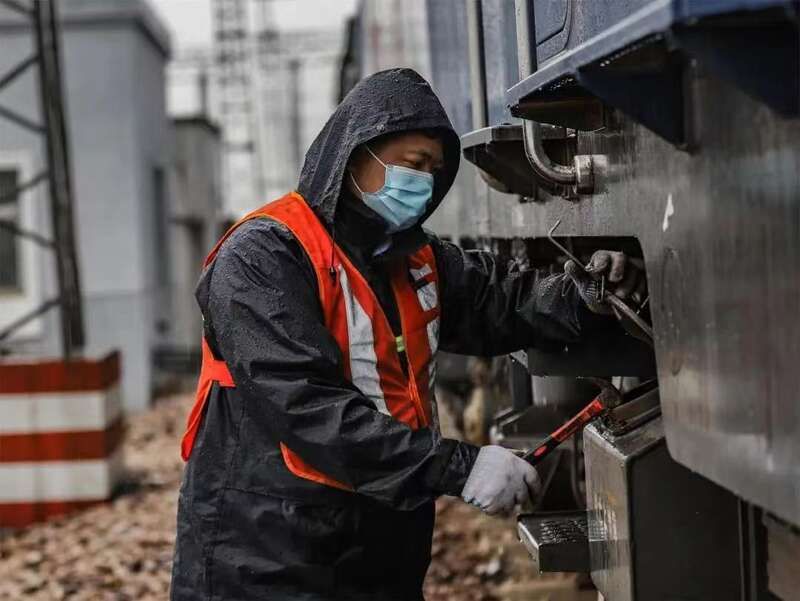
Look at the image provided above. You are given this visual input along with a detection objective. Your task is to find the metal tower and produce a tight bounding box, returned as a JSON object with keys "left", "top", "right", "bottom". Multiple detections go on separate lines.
{"left": 0, "top": 0, "right": 84, "bottom": 357}
{"left": 211, "top": 0, "right": 259, "bottom": 214}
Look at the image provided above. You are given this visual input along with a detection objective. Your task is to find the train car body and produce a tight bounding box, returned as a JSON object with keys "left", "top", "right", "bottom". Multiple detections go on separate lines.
{"left": 344, "top": 1, "right": 800, "bottom": 599}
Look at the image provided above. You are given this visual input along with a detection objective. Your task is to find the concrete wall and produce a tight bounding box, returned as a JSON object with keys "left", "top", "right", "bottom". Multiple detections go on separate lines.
{"left": 0, "top": 0, "right": 172, "bottom": 412}
{"left": 168, "top": 117, "right": 223, "bottom": 350}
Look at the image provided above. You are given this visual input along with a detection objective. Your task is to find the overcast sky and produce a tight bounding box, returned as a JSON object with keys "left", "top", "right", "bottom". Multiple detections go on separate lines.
{"left": 149, "top": 0, "right": 359, "bottom": 51}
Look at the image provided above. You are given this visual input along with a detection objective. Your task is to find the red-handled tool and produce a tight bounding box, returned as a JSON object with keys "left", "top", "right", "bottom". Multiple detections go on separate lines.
{"left": 522, "top": 379, "right": 622, "bottom": 466}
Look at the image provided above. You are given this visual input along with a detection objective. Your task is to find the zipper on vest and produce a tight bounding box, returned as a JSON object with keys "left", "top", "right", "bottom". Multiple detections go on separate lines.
{"left": 404, "top": 357, "right": 428, "bottom": 428}
{"left": 329, "top": 244, "right": 424, "bottom": 425}
{"left": 393, "top": 292, "right": 429, "bottom": 428}
{"left": 395, "top": 335, "right": 411, "bottom": 378}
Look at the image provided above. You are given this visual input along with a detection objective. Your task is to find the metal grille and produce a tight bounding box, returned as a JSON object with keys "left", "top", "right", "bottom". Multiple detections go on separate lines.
{"left": 538, "top": 516, "right": 588, "bottom": 545}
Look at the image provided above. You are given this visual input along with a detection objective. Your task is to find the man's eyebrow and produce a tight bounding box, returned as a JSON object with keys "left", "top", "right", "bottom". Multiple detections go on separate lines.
{"left": 407, "top": 149, "right": 443, "bottom": 163}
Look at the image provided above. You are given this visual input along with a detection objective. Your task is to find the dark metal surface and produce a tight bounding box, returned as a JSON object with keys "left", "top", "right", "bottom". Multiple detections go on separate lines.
{"left": 427, "top": 0, "right": 800, "bottom": 528}
{"left": 605, "top": 381, "right": 660, "bottom": 435}
{"left": 466, "top": 0, "right": 488, "bottom": 129}
{"left": 508, "top": 352, "right": 532, "bottom": 412}
{"left": 526, "top": 331, "right": 656, "bottom": 378}
{"left": 426, "top": 0, "right": 473, "bottom": 137}
{"left": 461, "top": 123, "right": 582, "bottom": 196}
{"left": 530, "top": 375, "right": 597, "bottom": 412}
{"left": 462, "top": 125, "right": 534, "bottom": 196}
{"left": 472, "top": 66, "right": 800, "bottom": 528}
{"left": 480, "top": 0, "right": 519, "bottom": 125}
{"left": 461, "top": 124, "right": 532, "bottom": 195}
{"left": 738, "top": 502, "right": 772, "bottom": 601}
{"left": 508, "top": 1, "right": 799, "bottom": 143}
{"left": 585, "top": 417, "right": 742, "bottom": 600}
{"left": 533, "top": 0, "right": 570, "bottom": 64}
{"left": 517, "top": 510, "right": 590, "bottom": 573}
{"left": 764, "top": 513, "right": 800, "bottom": 600}
{"left": 460, "top": 123, "right": 523, "bottom": 147}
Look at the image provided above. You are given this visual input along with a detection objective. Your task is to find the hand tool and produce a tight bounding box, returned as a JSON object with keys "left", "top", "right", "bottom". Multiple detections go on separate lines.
{"left": 547, "top": 220, "right": 654, "bottom": 345}
{"left": 522, "top": 378, "right": 623, "bottom": 466}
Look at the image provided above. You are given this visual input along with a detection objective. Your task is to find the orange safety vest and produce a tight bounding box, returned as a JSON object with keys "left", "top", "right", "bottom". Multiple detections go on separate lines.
{"left": 181, "top": 192, "right": 441, "bottom": 491}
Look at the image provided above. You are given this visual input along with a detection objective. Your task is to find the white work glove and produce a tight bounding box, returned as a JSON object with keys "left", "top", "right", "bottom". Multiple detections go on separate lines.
{"left": 461, "top": 445, "right": 542, "bottom": 516}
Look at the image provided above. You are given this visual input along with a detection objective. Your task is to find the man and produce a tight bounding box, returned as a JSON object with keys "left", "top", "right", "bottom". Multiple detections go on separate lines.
{"left": 171, "top": 68, "right": 642, "bottom": 600}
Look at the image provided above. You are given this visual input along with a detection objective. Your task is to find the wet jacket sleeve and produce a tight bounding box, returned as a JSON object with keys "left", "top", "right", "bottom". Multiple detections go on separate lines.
{"left": 430, "top": 236, "right": 597, "bottom": 356}
{"left": 202, "top": 220, "right": 478, "bottom": 510}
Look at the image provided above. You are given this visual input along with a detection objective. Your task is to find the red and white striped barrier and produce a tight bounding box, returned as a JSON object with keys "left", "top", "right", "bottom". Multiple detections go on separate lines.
{"left": 0, "top": 352, "right": 123, "bottom": 528}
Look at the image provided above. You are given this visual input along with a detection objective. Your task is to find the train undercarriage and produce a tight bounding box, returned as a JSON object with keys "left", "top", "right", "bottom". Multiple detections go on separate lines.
{"left": 344, "top": 1, "right": 800, "bottom": 599}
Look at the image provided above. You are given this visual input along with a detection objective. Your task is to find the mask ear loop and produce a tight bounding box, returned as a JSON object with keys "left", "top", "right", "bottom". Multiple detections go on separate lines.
{"left": 365, "top": 145, "right": 387, "bottom": 169}
{"left": 349, "top": 146, "right": 386, "bottom": 201}
{"left": 349, "top": 170, "right": 365, "bottom": 198}
{"left": 334, "top": 148, "right": 385, "bottom": 281}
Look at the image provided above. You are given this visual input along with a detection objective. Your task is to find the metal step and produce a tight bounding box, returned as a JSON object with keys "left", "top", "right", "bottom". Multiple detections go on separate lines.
{"left": 517, "top": 511, "right": 589, "bottom": 573}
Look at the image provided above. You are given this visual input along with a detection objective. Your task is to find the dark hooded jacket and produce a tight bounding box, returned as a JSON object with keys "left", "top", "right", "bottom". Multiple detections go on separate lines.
{"left": 170, "top": 69, "right": 588, "bottom": 601}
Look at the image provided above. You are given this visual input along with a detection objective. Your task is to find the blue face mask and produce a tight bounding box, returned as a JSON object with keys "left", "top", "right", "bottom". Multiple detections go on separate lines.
{"left": 350, "top": 146, "right": 434, "bottom": 233}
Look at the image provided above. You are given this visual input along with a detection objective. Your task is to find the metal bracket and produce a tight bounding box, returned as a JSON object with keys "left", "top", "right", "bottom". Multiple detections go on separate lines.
{"left": 514, "top": 0, "right": 605, "bottom": 193}
{"left": 461, "top": 124, "right": 581, "bottom": 197}
{"left": 508, "top": 2, "right": 798, "bottom": 147}
{"left": 522, "top": 120, "right": 606, "bottom": 194}
{"left": 578, "top": 39, "right": 690, "bottom": 147}
{"left": 675, "top": 12, "right": 799, "bottom": 116}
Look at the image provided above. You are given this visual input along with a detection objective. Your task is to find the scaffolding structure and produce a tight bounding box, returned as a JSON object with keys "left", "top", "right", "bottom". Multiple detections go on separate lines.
{"left": 0, "top": 0, "right": 83, "bottom": 358}
{"left": 211, "top": 0, "right": 259, "bottom": 214}
{"left": 206, "top": 0, "right": 349, "bottom": 208}
{"left": 252, "top": 7, "right": 343, "bottom": 199}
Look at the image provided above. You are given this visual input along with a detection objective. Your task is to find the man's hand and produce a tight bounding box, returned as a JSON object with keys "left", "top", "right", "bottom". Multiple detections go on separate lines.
{"left": 565, "top": 250, "right": 647, "bottom": 314}
{"left": 461, "top": 445, "right": 541, "bottom": 516}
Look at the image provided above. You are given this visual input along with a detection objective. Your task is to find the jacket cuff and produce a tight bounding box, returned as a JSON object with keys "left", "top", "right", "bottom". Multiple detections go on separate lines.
{"left": 424, "top": 438, "right": 480, "bottom": 497}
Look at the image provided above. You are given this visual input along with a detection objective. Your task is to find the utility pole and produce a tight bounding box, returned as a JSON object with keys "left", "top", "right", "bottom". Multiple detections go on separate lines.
{"left": 287, "top": 57, "right": 303, "bottom": 175}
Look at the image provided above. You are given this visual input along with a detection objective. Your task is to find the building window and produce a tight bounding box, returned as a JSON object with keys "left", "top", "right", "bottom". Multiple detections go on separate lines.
{"left": 0, "top": 169, "right": 20, "bottom": 291}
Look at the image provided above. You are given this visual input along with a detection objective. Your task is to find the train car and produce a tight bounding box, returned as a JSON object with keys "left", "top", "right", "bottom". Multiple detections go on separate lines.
{"left": 343, "top": 1, "right": 800, "bottom": 599}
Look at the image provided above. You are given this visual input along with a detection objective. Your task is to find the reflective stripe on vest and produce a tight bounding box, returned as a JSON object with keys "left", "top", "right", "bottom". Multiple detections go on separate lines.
{"left": 180, "top": 192, "right": 440, "bottom": 491}
{"left": 337, "top": 265, "right": 391, "bottom": 416}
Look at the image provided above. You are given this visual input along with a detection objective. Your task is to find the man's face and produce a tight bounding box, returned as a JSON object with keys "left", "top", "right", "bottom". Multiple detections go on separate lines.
{"left": 347, "top": 131, "right": 445, "bottom": 196}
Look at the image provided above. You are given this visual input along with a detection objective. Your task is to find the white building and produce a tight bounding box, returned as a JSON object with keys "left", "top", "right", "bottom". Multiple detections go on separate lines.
{"left": 0, "top": 0, "right": 221, "bottom": 411}
{"left": 163, "top": 116, "right": 224, "bottom": 356}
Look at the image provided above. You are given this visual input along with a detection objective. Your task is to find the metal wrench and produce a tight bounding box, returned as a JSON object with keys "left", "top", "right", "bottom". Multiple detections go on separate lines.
{"left": 521, "top": 378, "right": 623, "bottom": 466}
{"left": 547, "top": 220, "right": 654, "bottom": 345}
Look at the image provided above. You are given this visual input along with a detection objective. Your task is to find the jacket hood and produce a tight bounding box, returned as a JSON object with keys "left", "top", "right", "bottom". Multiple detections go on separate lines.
{"left": 296, "top": 68, "right": 461, "bottom": 229}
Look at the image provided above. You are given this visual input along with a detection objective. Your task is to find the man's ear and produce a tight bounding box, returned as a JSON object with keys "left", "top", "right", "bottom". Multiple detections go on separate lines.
{"left": 346, "top": 148, "right": 365, "bottom": 178}
{"left": 344, "top": 162, "right": 359, "bottom": 196}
